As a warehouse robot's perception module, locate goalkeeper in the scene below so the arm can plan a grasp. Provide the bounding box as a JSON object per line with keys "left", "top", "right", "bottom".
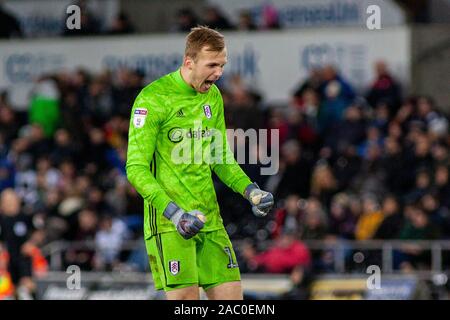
{"left": 126, "top": 26, "right": 274, "bottom": 300}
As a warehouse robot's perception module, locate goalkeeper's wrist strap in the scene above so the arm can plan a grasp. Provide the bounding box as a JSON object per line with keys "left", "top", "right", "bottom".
{"left": 163, "top": 201, "right": 184, "bottom": 225}
{"left": 244, "top": 182, "right": 259, "bottom": 199}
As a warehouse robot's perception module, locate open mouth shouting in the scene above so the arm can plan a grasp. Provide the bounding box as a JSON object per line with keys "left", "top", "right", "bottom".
{"left": 201, "top": 79, "right": 216, "bottom": 92}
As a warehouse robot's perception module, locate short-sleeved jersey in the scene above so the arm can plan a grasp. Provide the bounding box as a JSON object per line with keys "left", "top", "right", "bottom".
{"left": 126, "top": 69, "right": 252, "bottom": 239}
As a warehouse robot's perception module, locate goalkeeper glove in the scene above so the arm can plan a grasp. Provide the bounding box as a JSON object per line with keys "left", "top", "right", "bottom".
{"left": 163, "top": 202, "right": 206, "bottom": 239}
{"left": 244, "top": 183, "right": 274, "bottom": 217}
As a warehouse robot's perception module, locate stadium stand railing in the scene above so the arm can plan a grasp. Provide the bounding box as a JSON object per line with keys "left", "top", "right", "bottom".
{"left": 34, "top": 239, "right": 450, "bottom": 299}
{"left": 40, "top": 239, "right": 450, "bottom": 274}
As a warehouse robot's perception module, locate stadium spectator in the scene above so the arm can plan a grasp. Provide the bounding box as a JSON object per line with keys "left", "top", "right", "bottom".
{"left": 295, "top": 89, "right": 321, "bottom": 141}
{"left": 380, "top": 136, "right": 407, "bottom": 195}
{"left": 394, "top": 97, "right": 416, "bottom": 130}
{"left": 327, "top": 193, "right": 357, "bottom": 239}
{"left": 0, "top": 189, "right": 43, "bottom": 299}
{"left": 331, "top": 145, "right": 362, "bottom": 191}
{"left": 324, "top": 104, "right": 367, "bottom": 154}
{"left": 310, "top": 162, "right": 338, "bottom": 208}
{"left": 266, "top": 107, "right": 289, "bottom": 147}
{"left": 172, "top": 8, "right": 199, "bottom": 33}
{"left": 420, "top": 192, "right": 450, "bottom": 238}
{"left": 272, "top": 194, "right": 302, "bottom": 239}
{"left": 0, "top": 104, "right": 20, "bottom": 146}
{"left": 83, "top": 128, "right": 112, "bottom": 175}
{"left": 350, "top": 141, "right": 386, "bottom": 197}
{"left": 86, "top": 186, "right": 111, "bottom": 216}
{"left": 434, "top": 165, "right": 450, "bottom": 209}
{"left": 373, "top": 195, "right": 404, "bottom": 240}
{"left": 366, "top": 60, "right": 402, "bottom": 115}
{"left": 22, "top": 240, "right": 48, "bottom": 280}
{"left": 410, "top": 133, "right": 434, "bottom": 175}
{"left": 112, "top": 68, "right": 145, "bottom": 117}
{"left": 224, "top": 74, "right": 263, "bottom": 130}
{"left": 416, "top": 96, "right": 448, "bottom": 137}
{"left": 39, "top": 189, "right": 67, "bottom": 243}
{"left": 107, "top": 12, "right": 135, "bottom": 35}
{"left": 56, "top": 160, "right": 78, "bottom": 196}
{"left": 298, "top": 197, "right": 328, "bottom": 241}
{"left": 237, "top": 10, "right": 257, "bottom": 31}
{"left": 0, "top": 156, "right": 15, "bottom": 193}
{"left": 94, "top": 214, "right": 130, "bottom": 271}
{"left": 395, "top": 204, "right": 441, "bottom": 270}
{"left": 354, "top": 194, "right": 384, "bottom": 240}
{"left": 241, "top": 229, "right": 311, "bottom": 273}
{"left": 274, "top": 140, "right": 312, "bottom": 200}
{"left": 202, "top": 6, "right": 235, "bottom": 31}
{"left": 28, "top": 77, "right": 61, "bottom": 139}
{"left": 64, "top": 208, "right": 98, "bottom": 270}
{"left": 317, "top": 65, "right": 356, "bottom": 133}
{"left": 286, "top": 107, "right": 319, "bottom": 149}
{"left": 0, "top": 243, "right": 15, "bottom": 299}
{"left": 49, "top": 129, "right": 79, "bottom": 167}
{"left": 292, "top": 68, "right": 323, "bottom": 104}
{"left": 371, "top": 102, "right": 390, "bottom": 135}
{"left": 404, "top": 168, "right": 432, "bottom": 204}
{"left": 357, "top": 125, "right": 384, "bottom": 159}
{"left": 431, "top": 140, "right": 450, "bottom": 168}
{"left": 84, "top": 75, "right": 115, "bottom": 125}
{"left": 298, "top": 197, "right": 330, "bottom": 271}
{"left": 260, "top": 3, "right": 281, "bottom": 30}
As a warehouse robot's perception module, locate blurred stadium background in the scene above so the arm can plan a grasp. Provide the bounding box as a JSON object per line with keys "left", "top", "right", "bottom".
{"left": 1, "top": 0, "right": 450, "bottom": 300}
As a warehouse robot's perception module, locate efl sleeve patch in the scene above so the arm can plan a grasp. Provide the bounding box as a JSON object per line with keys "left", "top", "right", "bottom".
{"left": 133, "top": 108, "right": 148, "bottom": 128}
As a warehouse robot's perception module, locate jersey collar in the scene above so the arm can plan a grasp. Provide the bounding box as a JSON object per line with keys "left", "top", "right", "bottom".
{"left": 173, "top": 68, "right": 198, "bottom": 95}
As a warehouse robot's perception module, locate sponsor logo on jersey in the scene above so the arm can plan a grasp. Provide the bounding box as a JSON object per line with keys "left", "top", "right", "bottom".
{"left": 168, "top": 127, "right": 213, "bottom": 142}
{"left": 169, "top": 260, "right": 180, "bottom": 275}
{"left": 186, "top": 127, "right": 212, "bottom": 139}
{"left": 134, "top": 109, "right": 148, "bottom": 115}
{"left": 168, "top": 127, "right": 184, "bottom": 143}
{"left": 133, "top": 108, "right": 148, "bottom": 128}
{"left": 203, "top": 105, "right": 212, "bottom": 119}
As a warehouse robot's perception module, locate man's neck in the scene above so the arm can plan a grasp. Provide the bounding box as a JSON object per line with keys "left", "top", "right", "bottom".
{"left": 180, "top": 66, "right": 193, "bottom": 88}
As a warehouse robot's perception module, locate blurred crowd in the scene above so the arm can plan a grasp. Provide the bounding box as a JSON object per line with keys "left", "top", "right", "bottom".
{"left": 1, "top": 56, "right": 450, "bottom": 298}
{"left": 225, "top": 61, "right": 450, "bottom": 279}
{"left": 0, "top": 1, "right": 136, "bottom": 39}
{"left": 0, "top": 1, "right": 280, "bottom": 39}
{"left": 171, "top": 5, "right": 280, "bottom": 33}
{"left": 0, "top": 67, "right": 145, "bottom": 298}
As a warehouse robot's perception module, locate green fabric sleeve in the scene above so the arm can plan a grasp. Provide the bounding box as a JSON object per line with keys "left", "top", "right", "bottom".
{"left": 126, "top": 91, "right": 173, "bottom": 214}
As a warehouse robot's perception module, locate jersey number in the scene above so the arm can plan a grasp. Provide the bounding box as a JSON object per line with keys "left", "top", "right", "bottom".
{"left": 224, "top": 247, "right": 238, "bottom": 269}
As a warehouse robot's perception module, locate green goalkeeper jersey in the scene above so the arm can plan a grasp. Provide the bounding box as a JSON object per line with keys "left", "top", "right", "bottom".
{"left": 126, "top": 68, "right": 252, "bottom": 239}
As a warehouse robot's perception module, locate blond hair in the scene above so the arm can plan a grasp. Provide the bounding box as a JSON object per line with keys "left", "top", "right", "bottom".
{"left": 185, "top": 26, "right": 225, "bottom": 61}
{"left": 310, "top": 163, "right": 337, "bottom": 195}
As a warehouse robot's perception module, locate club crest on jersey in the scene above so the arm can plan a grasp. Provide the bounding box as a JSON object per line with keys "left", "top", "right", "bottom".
{"left": 133, "top": 108, "right": 148, "bottom": 128}
{"left": 169, "top": 260, "right": 180, "bottom": 275}
{"left": 203, "top": 105, "right": 212, "bottom": 119}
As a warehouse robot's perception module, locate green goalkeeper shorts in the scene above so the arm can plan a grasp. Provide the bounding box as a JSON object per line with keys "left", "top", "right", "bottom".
{"left": 145, "top": 228, "right": 241, "bottom": 292}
